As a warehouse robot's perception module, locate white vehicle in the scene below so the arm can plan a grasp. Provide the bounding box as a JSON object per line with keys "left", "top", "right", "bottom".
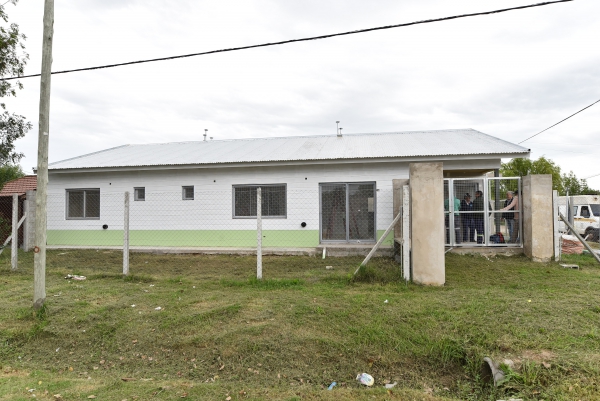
{"left": 558, "top": 195, "right": 600, "bottom": 235}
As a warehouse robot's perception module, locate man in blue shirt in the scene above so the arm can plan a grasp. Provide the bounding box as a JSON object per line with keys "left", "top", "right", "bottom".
{"left": 444, "top": 193, "right": 462, "bottom": 244}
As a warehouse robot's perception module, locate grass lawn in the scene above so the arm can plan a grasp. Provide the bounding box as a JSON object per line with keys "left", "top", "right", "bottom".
{"left": 1, "top": 250, "right": 599, "bottom": 401}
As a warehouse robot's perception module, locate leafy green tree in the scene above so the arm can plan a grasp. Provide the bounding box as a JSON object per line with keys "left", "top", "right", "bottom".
{"left": 501, "top": 157, "right": 599, "bottom": 195}
{"left": 0, "top": 163, "right": 24, "bottom": 190}
{"left": 500, "top": 156, "right": 564, "bottom": 194}
{"left": 562, "top": 171, "right": 600, "bottom": 195}
{"left": 0, "top": 0, "right": 31, "bottom": 166}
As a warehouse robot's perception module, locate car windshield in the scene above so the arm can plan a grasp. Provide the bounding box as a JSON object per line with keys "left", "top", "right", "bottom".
{"left": 590, "top": 204, "right": 600, "bottom": 216}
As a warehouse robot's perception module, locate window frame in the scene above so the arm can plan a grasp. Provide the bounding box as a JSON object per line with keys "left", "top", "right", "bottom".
{"left": 580, "top": 206, "right": 590, "bottom": 218}
{"left": 65, "top": 188, "right": 101, "bottom": 220}
{"left": 232, "top": 184, "right": 287, "bottom": 219}
{"left": 134, "top": 187, "right": 146, "bottom": 201}
{"left": 182, "top": 185, "right": 194, "bottom": 200}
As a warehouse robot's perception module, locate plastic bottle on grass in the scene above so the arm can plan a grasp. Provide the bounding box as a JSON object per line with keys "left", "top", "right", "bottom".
{"left": 356, "top": 373, "right": 374, "bottom": 386}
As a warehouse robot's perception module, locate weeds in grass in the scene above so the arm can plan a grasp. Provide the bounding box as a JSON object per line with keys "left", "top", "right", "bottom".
{"left": 220, "top": 277, "right": 304, "bottom": 289}
{"left": 352, "top": 261, "right": 405, "bottom": 284}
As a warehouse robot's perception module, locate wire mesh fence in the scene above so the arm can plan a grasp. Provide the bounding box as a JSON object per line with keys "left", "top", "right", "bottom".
{"left": 444, "top": 177, "right": 521, "bottom": 247}
{"left": 0, "top": 195, "right": 25, "bottom": 249}
{"left": 46, "top": 186, "right": 395, "bottom": 251}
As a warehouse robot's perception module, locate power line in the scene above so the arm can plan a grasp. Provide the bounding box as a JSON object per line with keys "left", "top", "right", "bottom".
{"left": 584, "top": 172, "right": 600, "bottom": 180}
{"left": 1, "top": 0, "right": 572, "bottom": 81}
{"left": 519, "top": 98, "right": 600, "bottom": 144}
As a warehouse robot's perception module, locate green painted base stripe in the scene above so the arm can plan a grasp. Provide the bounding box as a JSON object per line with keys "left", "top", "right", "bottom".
{"left": 48, "top": 230, "right": 320, "bottom": 248}
{"left": 377, "top": 230, "right": 394, "bottom": 246}
{"left": 47, "top": 229, "right": 393, "bottom": 248}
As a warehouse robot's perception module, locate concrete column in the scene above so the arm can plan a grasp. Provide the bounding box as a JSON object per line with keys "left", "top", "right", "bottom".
{"left": 23, "top": 190, "right": 36, "bottom": 251}
{"left": 410, "top": 162, "right": 445, "bottom": 285}
{"left": 522, "top": 174, "right": 553, "bottom": 262}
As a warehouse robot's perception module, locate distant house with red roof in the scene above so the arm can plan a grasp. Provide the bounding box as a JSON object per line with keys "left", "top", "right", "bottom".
{"left": 0, "top": 175, "right": 37, "bottom": 197}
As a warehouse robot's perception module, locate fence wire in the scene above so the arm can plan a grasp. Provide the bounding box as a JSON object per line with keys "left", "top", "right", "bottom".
{"left": 46, "top": 188, "right": 394, "bottom": 250}
{"left": 444, "top": 177, "right": 521, "bottom": 247}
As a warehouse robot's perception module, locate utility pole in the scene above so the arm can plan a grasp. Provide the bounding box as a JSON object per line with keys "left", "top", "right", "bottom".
{"left": 34, "top": 0, "right": 54, "bottom": 310}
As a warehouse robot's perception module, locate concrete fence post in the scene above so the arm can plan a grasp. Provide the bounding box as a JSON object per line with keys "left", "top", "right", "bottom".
{"left": 402, "top": 184, "right": 411, "bottom": 281}
{"left": 123, "top": 191, "right": 130, "bottom": 275}
{"left": 553, "top": 190, "right": 560, "bottom": 261}
{"left": 11, "top": 194, "right": 18, "bottom": 270}
{"left": 523, "top": 174, "right": 553, "bottom": 262}
{"left": 257, "top": 187, "right": 262, "bottom": 280}
{"left": 410, "top": 162, "right": 445, "bottom": 285}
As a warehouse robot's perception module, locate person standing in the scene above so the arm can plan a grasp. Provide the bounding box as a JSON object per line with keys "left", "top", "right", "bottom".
{"left": 473, "top": 190, "right": 485, "bottom": 244}
{"left": 502, "top": 191, "right": 515, "bottom": 243}
{"left": 460, "top": 194, "right": 474, "bottom": 242}
{"left": 500, "top": 190, "right": 519, "bottom": 243}
{"left": 444, "top": 192, "right": 462, "bottom": 244}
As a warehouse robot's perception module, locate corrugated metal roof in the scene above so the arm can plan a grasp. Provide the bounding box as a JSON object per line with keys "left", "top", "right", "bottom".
{"left": 0, "top": 175, "right": 37, "bottom": 196}
{"left": 48, "top": 129, "right": 529, "bottom": 170}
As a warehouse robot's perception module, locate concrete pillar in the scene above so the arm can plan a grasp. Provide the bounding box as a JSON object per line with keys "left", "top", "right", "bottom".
{"left": 410, "top": 162, "right": 445, "bottom": 285}
{"left": 23, "top": 190, "right": 36, "bottom": 251}
{"left": 522, "top": 174, "right": 553, "bottom": 262}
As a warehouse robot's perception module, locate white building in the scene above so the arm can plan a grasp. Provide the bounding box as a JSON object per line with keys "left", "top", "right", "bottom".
{"left": 46, "top": 129, "right": 529, "bottom": 248}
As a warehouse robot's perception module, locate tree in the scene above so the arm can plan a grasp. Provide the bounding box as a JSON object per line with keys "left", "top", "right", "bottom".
{"left": 0, "top": 162, "right": 23, "bottom": 189}
{"left": 562, "top": 171, "right": 600, "bottom": 195}
{"left": 0, "top": 0, "right": 31, "bottom": 166}
{"left": 501, "top": 156, "right": 599, "bottom": 196}
{"left": 500, "top": 156, "right": 564, "bottom": 194}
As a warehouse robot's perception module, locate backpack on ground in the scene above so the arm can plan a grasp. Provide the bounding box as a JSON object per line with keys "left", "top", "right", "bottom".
{"left": 489, "top": 232, "right": 505, "bottom": 244}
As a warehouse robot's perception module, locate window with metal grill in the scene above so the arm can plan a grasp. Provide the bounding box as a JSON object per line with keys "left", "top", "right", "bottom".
{"left": 233, "top": 184, "right": 286, "bottom": 218}
{"left": 182, "top": 186, "right": 194, "bottom": 200}
{"left": 66, "top": 189, "right": 100, "bottom": 219}
{"left": 134, "top": 187, "right": 145, "bottom": 201}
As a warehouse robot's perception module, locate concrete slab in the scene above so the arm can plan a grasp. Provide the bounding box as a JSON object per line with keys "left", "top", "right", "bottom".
{"left": 448, "top": 246, "right": 524, "bottom": 257}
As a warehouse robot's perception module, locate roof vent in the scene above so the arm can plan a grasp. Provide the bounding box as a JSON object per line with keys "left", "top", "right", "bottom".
{"left": 336, "top": 121, "right": 342, "bottom": 137}
{"left": 204, "top": 129, "right": 208, "bottom": 142}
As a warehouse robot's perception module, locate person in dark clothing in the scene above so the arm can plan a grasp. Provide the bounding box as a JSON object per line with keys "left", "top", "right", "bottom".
{"left": 460, "top": 194, "right": 474, "bottom": 242}
{"left": 473, "top": 190, "right": 485, "bottom": 244}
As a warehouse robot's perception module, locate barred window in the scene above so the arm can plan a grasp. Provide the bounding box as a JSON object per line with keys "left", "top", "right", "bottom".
{"left": 182, "top": 186, "right": 194, "bottom": 200}
{"left": 233, "top": 184, "right": 286, "bottom": 218}
{"left": 66, "top": 189, "right": 100, "bottom": 219}
{"left": 134, "top": 187, "right": 145, "bottom": 201}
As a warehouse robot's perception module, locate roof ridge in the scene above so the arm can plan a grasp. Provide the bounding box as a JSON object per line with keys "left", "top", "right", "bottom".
{"left": 100, "top": 129, "right": 479, "bottom": 147}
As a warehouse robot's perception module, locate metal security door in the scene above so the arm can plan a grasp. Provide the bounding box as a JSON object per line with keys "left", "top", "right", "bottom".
{"left": 320, "top": 182, "right": 376, "bottom": 243}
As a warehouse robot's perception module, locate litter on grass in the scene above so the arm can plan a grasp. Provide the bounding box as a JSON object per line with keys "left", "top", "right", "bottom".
{"left": 155, "top": 307, "right": 162, "bottom": 311}
{"left": 327, "top": 382, "right": 337, "bottom": 390}
{"left": 356, "top": 373, "right": 374, "bottom": 386}
{"left": 481, "top": 357, "right": 507, "bottom": 387}
{"left": 64, "top": 274, "right": 86, "bottom": 281}
{"left": 384, "top": 382, "right": 397, "bottom": 389}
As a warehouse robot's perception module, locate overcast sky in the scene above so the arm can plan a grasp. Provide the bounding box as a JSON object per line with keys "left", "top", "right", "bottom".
{"left": 4, "top": 0, "right": 600, "bottom": 187}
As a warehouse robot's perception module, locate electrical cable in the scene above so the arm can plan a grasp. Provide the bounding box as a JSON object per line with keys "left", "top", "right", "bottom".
{"left": 584, "top": 172, "right": 600, "bottom": 180}
{"left": 1, "top": 0, "right": 573, "bottom": 81}
{"left": 519, "top": 98, "right": 600, "bottom": 144}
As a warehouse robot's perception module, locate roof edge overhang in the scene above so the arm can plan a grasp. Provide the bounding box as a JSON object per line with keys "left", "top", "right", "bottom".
{"left": 47, "top": 152, "right": 529, "bottom": 174}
